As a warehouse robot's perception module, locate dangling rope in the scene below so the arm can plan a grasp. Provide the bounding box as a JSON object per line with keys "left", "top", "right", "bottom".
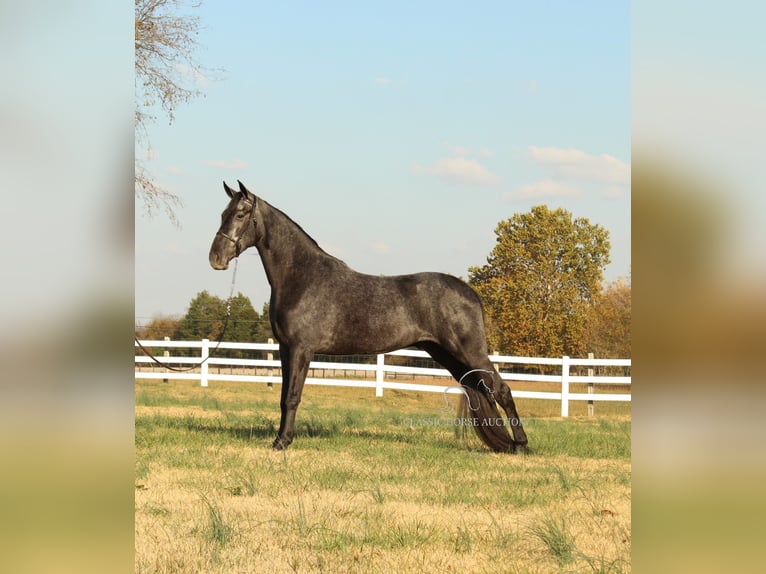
{"left": 134, "top": 258, "right": 239, "bottom": 372}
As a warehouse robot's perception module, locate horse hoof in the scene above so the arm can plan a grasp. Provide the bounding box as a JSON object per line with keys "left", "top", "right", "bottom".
{"left": 272, "top": 437, "right": 289, "bottom": 451}
{"left": 512, "top": 443, "right": 530, "bottom": 455}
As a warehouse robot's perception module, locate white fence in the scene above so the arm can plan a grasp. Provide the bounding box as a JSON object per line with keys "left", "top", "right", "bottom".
{"left": 135, "top": 339, "right": 631, "bottom": 417}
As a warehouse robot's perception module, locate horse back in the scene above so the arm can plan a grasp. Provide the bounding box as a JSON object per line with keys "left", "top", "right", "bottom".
{"left": 280, "top": 268, "right": 485, "bottom": 354}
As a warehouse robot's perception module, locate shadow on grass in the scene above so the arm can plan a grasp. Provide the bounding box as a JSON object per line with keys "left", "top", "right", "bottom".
{"left": 139, "top": 412, "right": 628, "bottom": 459}
{"left": 176, "top": 417, "right": 490, "bottom": 453}
{"left": 179, "top": 418, "right": 279, "bottom": 442}
{"left": 171, "top": 416, "right": 351, "bottom": 443}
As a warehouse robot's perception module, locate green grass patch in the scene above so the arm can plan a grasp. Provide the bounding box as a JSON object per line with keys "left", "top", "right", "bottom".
{"left": 529, "top": 516, "right": 577, "bottom": 566}
{"left": 135, "top": 379, "right": 631, "bottom": 573}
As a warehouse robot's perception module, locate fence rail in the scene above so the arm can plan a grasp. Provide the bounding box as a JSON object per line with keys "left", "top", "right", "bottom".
{"left": 135, "top": 339, "right": 631, "bottom": 417}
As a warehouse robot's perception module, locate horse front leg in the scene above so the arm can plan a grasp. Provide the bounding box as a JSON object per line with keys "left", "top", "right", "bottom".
{"left": 273, "top": 344, "right": 312, "bottom": 451}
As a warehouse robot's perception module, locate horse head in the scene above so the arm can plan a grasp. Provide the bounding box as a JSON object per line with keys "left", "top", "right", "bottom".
{"left": 209, "top": 180, "right": 257, "bottom": 270}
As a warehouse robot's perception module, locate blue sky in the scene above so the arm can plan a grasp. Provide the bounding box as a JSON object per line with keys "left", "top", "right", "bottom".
{"left": 136, "top": 1, "right": 630, "bottom": 322}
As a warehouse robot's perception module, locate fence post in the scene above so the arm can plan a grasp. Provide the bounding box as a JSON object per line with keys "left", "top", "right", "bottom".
{"left": 163, "top": 336, "right": 170, "bottom": 384}
{"left": 587, "top": 352, "right": 594, "bottom": 416}
{"left": 201, "top": 338, "right": 209, "bottom": 387}
{"left": 375, "top": 353, "right": 385, "bottom": 397}
{"left": 561, "top": 355, "right": 570, "bottom": 417}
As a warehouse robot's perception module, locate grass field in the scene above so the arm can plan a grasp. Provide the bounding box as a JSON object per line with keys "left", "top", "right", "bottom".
{"left": 135, "top": 380, "right": 631, "bottom": 573}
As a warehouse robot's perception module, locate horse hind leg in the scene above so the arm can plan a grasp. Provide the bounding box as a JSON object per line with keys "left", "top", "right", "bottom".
{"left": 423, "top": 341, "right": 528, "bottom": 453}
{"left": 420, "top": 342, "right": 516, "bottom": 453}
{"left": 492, "top": 377, "right": 528, "bottom": 452}
{"left": 460, "top": 385, "right": 515, "bottom": 452}
{"left": 460, "top": 358, "right": 529, "bottom": 453}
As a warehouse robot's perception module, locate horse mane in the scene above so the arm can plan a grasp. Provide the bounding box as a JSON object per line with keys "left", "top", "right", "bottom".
{"left": 259, "top": 197, "right": 349, "bottom": 267}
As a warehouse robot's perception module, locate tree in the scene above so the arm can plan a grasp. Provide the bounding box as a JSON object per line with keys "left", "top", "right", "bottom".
{"left": 468, "top": 205, "right": 611, "bottom": 357}
{"left": 584, "top": 276, "right": 631, "bottom": 359}
{"left": 174, "top": 290, "right": 227, "bottom": 341}
{"left": 136, "top": 315, "right": 180, "bottom": 339}
{"left": 225, "top": 293, "right": 260, "bottom": 349}
{"left": 135, "top": 0, "right": 215, "bottom": 220}
{"left": 173, "top": 291, "right": 265, "bottom": 356}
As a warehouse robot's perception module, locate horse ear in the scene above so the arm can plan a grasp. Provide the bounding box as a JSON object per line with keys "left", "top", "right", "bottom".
{"left": 237, "top": 180, "right": 251, "bottom": 195}
{"left": 223, "top": 181, "right": 236, "bottom": 199}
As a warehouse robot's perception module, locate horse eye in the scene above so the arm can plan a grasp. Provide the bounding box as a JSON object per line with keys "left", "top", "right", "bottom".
{"left": 236, "top": 213, "right": 246, "bottom": 220}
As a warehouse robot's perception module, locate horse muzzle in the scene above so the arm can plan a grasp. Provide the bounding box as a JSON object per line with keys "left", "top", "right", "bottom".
{"left": 210, "top": 256, "right": 229, "bottom": 270}
{"left": 210, "top": 231, "right": 239, "bottom": 270}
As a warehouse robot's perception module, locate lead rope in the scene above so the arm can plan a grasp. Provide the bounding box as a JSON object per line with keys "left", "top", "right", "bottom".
{"left": 134, "top": 258, "right": 239, "bottom": 372}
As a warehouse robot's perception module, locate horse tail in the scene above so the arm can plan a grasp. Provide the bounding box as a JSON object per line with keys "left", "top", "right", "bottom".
{"left": 459, "top": 386, "right": 514, "bottom": 453}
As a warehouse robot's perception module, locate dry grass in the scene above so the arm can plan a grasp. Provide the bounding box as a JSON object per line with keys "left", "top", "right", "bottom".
{"left": 135, "top": 380, "right": 630, "bottom": 573}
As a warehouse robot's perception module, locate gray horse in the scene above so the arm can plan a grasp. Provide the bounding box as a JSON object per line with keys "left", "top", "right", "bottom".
{"left": 209, "top": 180, "right": 528, "bottom": 453}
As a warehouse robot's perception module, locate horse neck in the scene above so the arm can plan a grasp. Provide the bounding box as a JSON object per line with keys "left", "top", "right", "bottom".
{"left": 254, "top": 199, "right": 335, "bottom": 288}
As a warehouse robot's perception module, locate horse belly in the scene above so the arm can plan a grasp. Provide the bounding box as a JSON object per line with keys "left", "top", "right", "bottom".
{"left": 316, "top": 299, "right": 427, "bottom": 355}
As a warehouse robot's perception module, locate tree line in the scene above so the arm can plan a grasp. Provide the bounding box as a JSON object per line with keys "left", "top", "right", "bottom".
{"left": 137, "top": 206, "right": 630, "bottom": 359}
{"left": 136, "top": 292, "right": 274, "bottom": 357}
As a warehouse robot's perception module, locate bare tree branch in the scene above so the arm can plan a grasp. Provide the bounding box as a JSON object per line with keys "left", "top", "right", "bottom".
{"left": 135, "top": 0, "right": 219, "bottom": 221}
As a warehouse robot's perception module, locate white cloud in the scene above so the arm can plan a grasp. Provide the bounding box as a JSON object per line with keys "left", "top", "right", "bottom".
{"left": 369, "top": 241, "right": 391, "bottom": 254}
{"left": 448, "top": 144, "right": 493, "bottom": 158}
{"left": 515, "top": 145, "right": 631, "bottom": 201}
{"left": 449, "top": 145, "right": 472, "bottom": 157}
{"left": 506, "top": 179, "right": 582, "bottom": 201}
{"left": 476, "top": 146, "right": 493, "bottom": 158}
{"left": 374, "top": 77, "right": 393, "bottom": 86}
{"left": 413, "top": 157, "right": 499, "bottom": 186}
{"left": 202, "top": 158, "right": 249, "bottom": 170}
{"left": 529, "top": 146, "right": 630, "bottom": 185}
